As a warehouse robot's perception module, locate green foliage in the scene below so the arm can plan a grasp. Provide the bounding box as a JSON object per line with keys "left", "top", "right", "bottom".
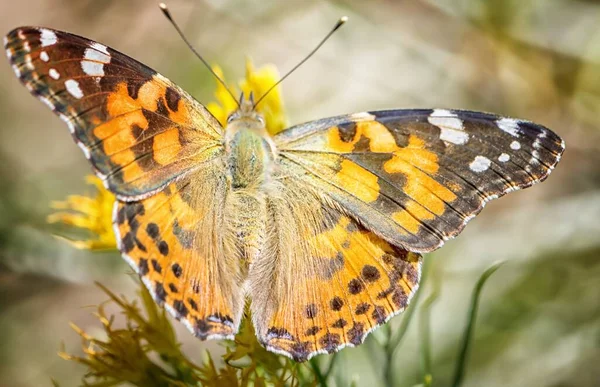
{"left": 57, "top": 260, "right": 509, "bottom": 386}
{"left": 59, "top": 280, "right": 317, "bottom": 387}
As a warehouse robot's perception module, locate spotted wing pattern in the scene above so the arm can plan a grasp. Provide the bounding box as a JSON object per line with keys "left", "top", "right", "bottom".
{"left": 275, "top": 109, "right": 565, "bottom": 253}
{"left": 4, "top": 27, "right": 223, "bottom": 199}
{"left": 113, "top": 166, "right": 246, "bottom": 339}
{"left": 250, "top": 179, "right": 421, "bottom": 361}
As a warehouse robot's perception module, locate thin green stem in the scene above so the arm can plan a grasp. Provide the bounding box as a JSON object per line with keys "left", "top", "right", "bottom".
{"left": 384, "top": 256, "right": 433, "bottom": 386}
{"left": 390, "top": 256, "right": 432, "bottom": 353}
{"left": 309, "top": 357, "right": 328, "bottom": 386}
{"left": 419, "top": 265, "right": 441, "bottom": 387}
{"left": 383, "top": 323, "right": 394, "bottom": 386}
{"left": 451, "top": 261, "right": 506, "bottom": 387}
{"left": 322, "top": 352, "right": 340, "bottom": 381}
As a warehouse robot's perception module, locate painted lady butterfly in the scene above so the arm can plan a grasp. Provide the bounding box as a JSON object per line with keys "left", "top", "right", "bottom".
{"left": 4, "top": 21, "right": 564, "bottom": 361}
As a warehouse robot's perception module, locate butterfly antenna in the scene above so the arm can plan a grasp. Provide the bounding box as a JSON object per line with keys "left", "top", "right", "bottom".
{"left": 159, "top": 3, "right": 240, "bottom": 107}
{"left": 253, "top": 16, "right": 348, "bottom": 109}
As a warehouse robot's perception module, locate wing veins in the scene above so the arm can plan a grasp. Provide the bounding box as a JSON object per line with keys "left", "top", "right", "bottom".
{"left": 281, "top": 153, "right": 445, "bottom": 241}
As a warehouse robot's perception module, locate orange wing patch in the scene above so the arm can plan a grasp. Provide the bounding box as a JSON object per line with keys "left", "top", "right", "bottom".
{"left": 384, "top": 135, "right": 457, "bottom": 234}
{"left": 153, "top": 129, "right": 183, "bottom": 166}
{"left": 114, "top": 173, "right": 245, "bottom": 339}
{"left": 96, "top": 80, "right": 184, "bottom": 179}
{"left": 335, "top": 159, "right": 380, "bottom": 203}
{"left": 326, "top": 120, "right": 396, "bottom": 153}
{"left": 249, "top": 183, "right": 422, "bottom": 361}
{"left": 94, "top": 77, "right": 222, "bottom": 197}
{"left": 321, "top": 120, "right": 457, "bottom": 232}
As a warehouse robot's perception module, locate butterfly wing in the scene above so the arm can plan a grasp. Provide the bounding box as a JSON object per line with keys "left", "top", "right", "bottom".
{"left": 249, "top": 178, "right": 421, "bottom": 361}
{"left": 6, "top": 28, "right": 243, "bottom": 338}
{"left": 114, "top": 167, "right": 246, "bottom": 338}
{"left": 274, "top": 109, "right": 565, "bottom": 253}
{"left": 5, "top": 27, "right": 223, "bottom": 199}
{"left": 251, "top": 108, "right": 564, "bottom": 360}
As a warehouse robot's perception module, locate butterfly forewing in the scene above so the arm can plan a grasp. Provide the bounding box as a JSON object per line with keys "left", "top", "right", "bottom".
{"left": 5, "top": 27, "right": 223, "bottom": 199}
{"left": 275, "top": 109, "right": 565, "bottom": 253}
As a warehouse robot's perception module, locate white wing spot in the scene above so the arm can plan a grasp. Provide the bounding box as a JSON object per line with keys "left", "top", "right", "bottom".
{"left": 498, "top": 153, "right": 510, "bottom": 162}
{"left": 156, "top": 73, "right": 170, "bottom": 84}
{"left": 77, "top": 141, "right": 91, "bottom": 159}
{"left": 90, "top": 42, "right": 110, "bottom": 55}
{"left": 39, "top": 29, "right": 58, "bottom": 47}
{"left": 23, "top": 41, "right": 31, "bottom": 52}
{"left": 510, "top": 140, "right": 521, "bottom": 150}
{"left": 429, "top": 109, "right": 469, "bottom": 145}
{"left": 350, "top": 112, "right": 376, "bottom": 121}
{"left": 65, "top": 79, "right": 84, "bottom": 99}
{"left": 11, "top": 64, "right": 21, "bottom": 78}
{"left": 84, "top": 49, "right": 110, "bottom": 62}
{"left": 497, "top": 118, "right": 520, "bottom": 137}
{"left": 40, "top": 51, "right": 49, "bottom": 62}
{"left": 23, "top": 54, "right": 34, "bottom": 70}
{"left": 40, "top": 96, "right": 54, "bottom": 110}
{"left": 469, "top": 155, "right": 491, "bottom": 173}
{"left": 59, "top": 113, "right": 76, "bottom": 133}
{"left": 49, "top": 68, "right": 60, "bottom": 80}
{"left": 531, "top": 150, "right": 540, "bottom": 164}
{"left": 82, "top": 60, "right": 105, "bottom": 76}
{"left": 82, "top": 46, "right": 111, "bottom": 76}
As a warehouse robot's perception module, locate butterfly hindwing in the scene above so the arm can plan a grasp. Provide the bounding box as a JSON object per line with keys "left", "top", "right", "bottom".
{"left": 249, "top": 179, "right": 421, "bottom": 361}
{"left": 114, "top": 166, "right": 246, "bottom": 339}
{"left": 275, "top": 109, "right": 564, "bottom": 253}
{"left": 5, "top": 27, "right": 224, "bottom": 199}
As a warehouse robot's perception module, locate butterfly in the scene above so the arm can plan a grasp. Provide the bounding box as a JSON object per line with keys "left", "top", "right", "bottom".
{"left": 4, "top": 26, "right": 564, "bottom": 361}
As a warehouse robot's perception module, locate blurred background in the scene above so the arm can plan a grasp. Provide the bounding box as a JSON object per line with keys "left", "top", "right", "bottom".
{"left": 1, "top": 0, "right": 599, "bottom": 386}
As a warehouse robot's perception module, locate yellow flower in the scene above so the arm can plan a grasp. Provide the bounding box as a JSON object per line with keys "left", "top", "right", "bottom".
{"left": 206, "top": 58, "right": 288, "bottom": 135}
{"left": 47, "top": 175, "right": 117, "bottom": 250}
{"left": 50, "top": 60, "right": 287, "bottom": 250}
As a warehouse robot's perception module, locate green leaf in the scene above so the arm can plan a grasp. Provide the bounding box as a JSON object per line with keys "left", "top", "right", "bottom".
{"left": 451, "top": 261, "right": 506, "bottom": 387}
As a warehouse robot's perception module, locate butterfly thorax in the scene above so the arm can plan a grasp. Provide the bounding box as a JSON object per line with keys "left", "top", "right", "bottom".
{"left": 224, "top": 103, "right": 275, "bottom": 189}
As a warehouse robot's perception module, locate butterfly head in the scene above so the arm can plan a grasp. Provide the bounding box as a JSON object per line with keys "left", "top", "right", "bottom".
{"left": 226, "top": 91, "right": 265, "bottom": 129}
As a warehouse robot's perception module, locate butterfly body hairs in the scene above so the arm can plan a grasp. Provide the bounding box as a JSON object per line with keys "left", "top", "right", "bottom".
{"left": 4, "top": 18, "right": 564, "bottom": 361}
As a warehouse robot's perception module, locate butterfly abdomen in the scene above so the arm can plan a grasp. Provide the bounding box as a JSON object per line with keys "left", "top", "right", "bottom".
{"left": 226, "top": 190, "right": 267, "bottom": 266}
